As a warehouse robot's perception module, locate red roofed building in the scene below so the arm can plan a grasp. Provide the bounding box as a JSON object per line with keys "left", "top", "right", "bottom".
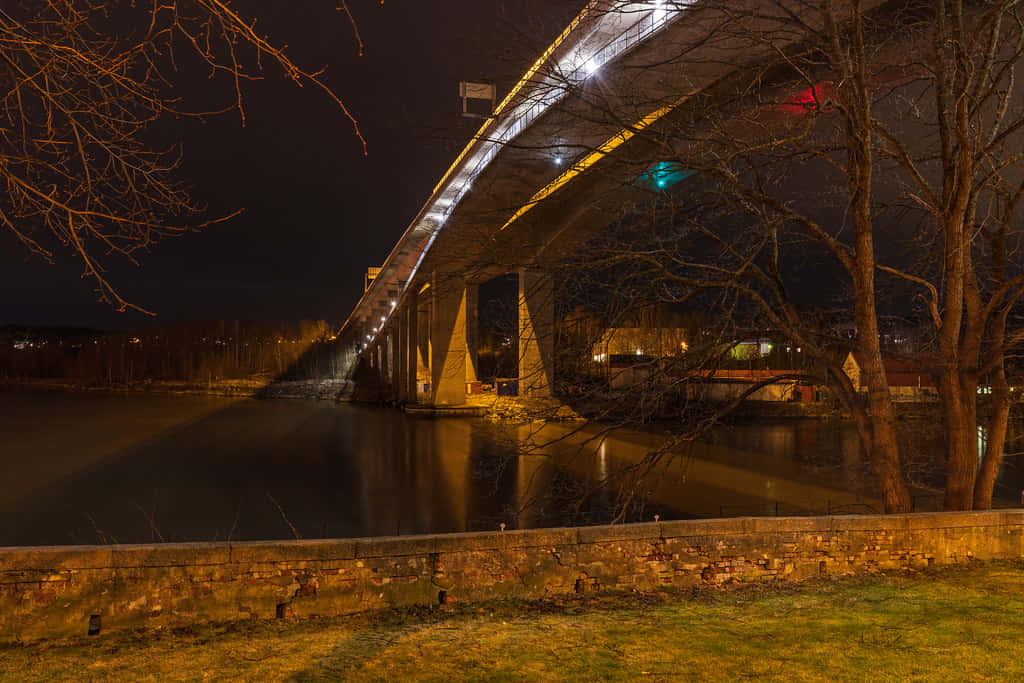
{"left": 843, "top": 352, "right": 938, "bottom": 402}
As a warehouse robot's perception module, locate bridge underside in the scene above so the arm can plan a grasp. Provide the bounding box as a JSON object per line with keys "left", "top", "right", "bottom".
{"left": 354, "top": 0, "right": 923, "bottom": 407}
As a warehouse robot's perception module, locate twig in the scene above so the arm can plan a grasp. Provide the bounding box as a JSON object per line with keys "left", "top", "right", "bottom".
{"left": 227, "top": 499, "right": 241, "bottom": 543}
{"left": 266, "top": 492, "right": 302, "bottom": 539}
{"left": 136, "top": 504, "right": 165, "bottom": 543}
{"left": 85, "top": 513, "right": 117, "bottom": 545}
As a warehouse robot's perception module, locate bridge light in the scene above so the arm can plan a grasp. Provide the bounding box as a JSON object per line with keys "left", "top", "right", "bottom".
{"left": 650, "top": 1, "right": 669, "bottom": 26}
{"left": 390, "top": 300, "right": 396, "bottom": 308}
{"left": 380, "top": 316, "right": 386, "bottom": 323}
{"left": 554, "top": 156, "right": 563, "bottom": 166}
{"left": 584, "top": 59, "right": 599, "bottom": 77}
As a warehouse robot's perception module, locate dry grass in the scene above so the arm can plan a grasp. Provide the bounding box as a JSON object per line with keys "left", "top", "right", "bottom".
{"left": 2, "top": 564, "right": 1024, "bottom": 681}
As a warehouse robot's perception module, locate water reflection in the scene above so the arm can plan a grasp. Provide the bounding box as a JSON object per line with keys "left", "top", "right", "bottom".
{"left": 2, "top": 392, "right": 1022, "bottom": 546}
{"left": 976, "top": 420, "right": 1024, "bottom": 498}
{"left": 0, "top": 395, "right": 575, "bottom": 544}
{"left": 521, "top": 420, "right": 882, "bottom": 520}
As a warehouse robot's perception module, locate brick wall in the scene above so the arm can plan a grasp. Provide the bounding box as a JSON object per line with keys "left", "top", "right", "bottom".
{"left": 2, "top": 510, "right": 1022, "bottom": 641}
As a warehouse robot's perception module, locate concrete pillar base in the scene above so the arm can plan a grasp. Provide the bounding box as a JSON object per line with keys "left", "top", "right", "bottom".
{"left": 430, "top": 271, "right": 467, "bottom": 406}
{"left": 518, "top": 268, "right": 554, "bottom": 398}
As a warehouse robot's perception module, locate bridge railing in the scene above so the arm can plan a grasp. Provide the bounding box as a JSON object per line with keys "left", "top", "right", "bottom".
{"left": 434, "top": 4, "right": 685, "bottom": 230}
{"left": 366, "top": 4, "right": 688, "bottom": 343}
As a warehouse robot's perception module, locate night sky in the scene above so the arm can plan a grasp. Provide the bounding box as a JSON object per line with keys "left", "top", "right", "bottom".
{"left": 0, "top": 1, "right": 580, "bottom": 329}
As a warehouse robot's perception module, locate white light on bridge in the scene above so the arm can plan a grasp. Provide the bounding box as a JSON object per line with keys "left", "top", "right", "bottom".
{"left": 346, "top": 1, "right": 688, "bottom": 338}
{"left": 390, "top": 300, "right": 396, "bottom": 308}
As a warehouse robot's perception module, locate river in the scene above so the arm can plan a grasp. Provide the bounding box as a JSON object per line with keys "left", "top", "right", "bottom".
{"left": 1, "top": 391, "right": 1020, "bottom": 546}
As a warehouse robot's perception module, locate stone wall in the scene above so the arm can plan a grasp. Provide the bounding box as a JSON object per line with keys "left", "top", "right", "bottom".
{"left": 2, "top": 510, "right": 1022, "bottom": 642}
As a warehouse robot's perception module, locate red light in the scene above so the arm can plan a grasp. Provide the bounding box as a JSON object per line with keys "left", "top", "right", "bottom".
{"left": 778, "top": 83, "right": 839, "bottom": 116}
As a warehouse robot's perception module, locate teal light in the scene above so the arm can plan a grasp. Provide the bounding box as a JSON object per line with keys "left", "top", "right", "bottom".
{"left": 636, "top": 161, "right": 694, "bottom": 192}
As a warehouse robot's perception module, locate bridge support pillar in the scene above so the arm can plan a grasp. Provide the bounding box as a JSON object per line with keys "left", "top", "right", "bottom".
{"left": 391, "top": 319, "right": 405, "bottom": 402}
{"left": 400, "top": 291, "right": 416, "bottom": 403}
{"left": 430, "top": 271, "right": 467, "bottom": 406}
{"left": 466, "top": 284, "right": 479, "bottom": 385}
{"left": 518, "top": 268, "right": 554, "bottom": 398}
{"left": 417, "top": 295, "right": 430, "bottom": 401}
{"left": 386, "top": 332, "right": 394, "bottom": 388}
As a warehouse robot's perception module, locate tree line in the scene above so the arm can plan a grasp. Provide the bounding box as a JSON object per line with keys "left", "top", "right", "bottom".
{"left": 0, "top": 320, "right": 345, "bottom": 386}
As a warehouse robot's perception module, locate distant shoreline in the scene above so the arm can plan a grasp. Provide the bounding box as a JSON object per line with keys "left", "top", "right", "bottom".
{"left": 0, "top": 377, "right": 352, "bottom": 400}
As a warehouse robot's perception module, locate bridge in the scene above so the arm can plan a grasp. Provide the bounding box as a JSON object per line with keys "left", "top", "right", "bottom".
{"left": 339, "top": 0, "right": 889, "bottom": 407}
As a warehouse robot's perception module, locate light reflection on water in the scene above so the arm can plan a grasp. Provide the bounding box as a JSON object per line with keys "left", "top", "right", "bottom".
{"left": 1, "top": 392, "right": 1021, "bottom": 546}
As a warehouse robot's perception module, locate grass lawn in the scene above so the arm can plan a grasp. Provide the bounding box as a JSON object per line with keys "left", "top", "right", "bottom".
{"left": 2, "top": 563, "right": 1023, "bottom": 681}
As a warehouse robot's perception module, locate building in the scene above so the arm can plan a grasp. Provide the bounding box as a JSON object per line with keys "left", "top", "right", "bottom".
{"left": 363, "top": 267, "right": 382, "bottom": 293}
{"left": 695, "top": 368, "right": 820, "bottom": 403}
{"left": 593, "top": 327, "right": 823, "bottom": 401}
{"left": 830, "top": 317, "right": 920, "bottom": 353}
{"left": 590, "top": 328, "right": 689, "bottom": 389}
{"left": 591, "top": 327, "right": 689, "bottom": 363}
{"left": 842, "top": 352, "right": 938, "bottom": 402}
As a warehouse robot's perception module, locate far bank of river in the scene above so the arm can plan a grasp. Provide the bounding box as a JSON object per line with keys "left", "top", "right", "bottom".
{"left": 0, "top": 377, "right": 350, "bottom": 400}
{"left": 2, "top": 375, "right": 951, "bottom": 420}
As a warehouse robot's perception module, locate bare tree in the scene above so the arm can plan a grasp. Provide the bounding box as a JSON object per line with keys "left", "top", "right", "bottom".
{"left": 479, "top": 0, "right": 1024, "bottom": 513}
{"left": 0, "top": 0, "right": 365, "bottom": 312}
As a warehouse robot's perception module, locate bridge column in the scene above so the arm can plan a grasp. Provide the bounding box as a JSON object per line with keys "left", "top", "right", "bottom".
{"left": 405, "top": 288, "right": 419, "bottom": 403}
{"left": 417, "top": 292, "right": 431, "bottom": 400}
{"left": 430, "top": 271, "right": 467, "bottom": 406}
{"left": 390, "top": 320, "right": 404, "bottom": 402}
{"left": 385, "top": 332, "right": 393, "bottom": 388}
{"left": 395, "top": 307, "right": 409, "bottom": 403}
{"left": 466, "top": 284, "right": 479, "bottom": 385}
{"left": 518, "top": 268, "right": 554, "bottom": 397}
